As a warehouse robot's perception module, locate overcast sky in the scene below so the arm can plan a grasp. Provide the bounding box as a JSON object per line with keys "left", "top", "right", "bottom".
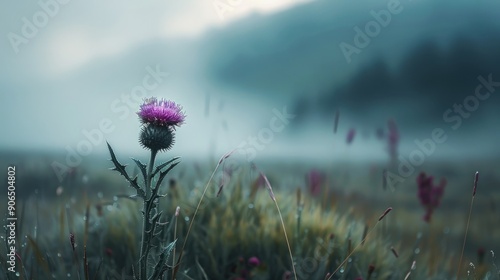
{"left": 0, "top": 0, "right": 312, "bottom": 157}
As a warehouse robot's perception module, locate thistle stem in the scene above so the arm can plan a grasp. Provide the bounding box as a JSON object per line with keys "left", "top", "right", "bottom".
{"left": 139, "top": 149, "right": 158, "bottom": 280}
{"left": 146, "top": 149, "right": 157, "bottom": 198}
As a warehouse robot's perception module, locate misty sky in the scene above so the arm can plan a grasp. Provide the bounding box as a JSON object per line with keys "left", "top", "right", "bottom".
{"left": 2, "top": 0, "right": 500, "bottom": 165}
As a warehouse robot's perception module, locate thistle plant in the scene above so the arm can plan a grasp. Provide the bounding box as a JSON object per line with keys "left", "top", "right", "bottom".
{"left": 106, "top": 97, "right": 185, "bottom": 280}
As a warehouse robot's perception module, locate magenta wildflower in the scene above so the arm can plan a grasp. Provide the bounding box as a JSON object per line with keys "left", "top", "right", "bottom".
{"left": 138, "top": 97, "right": 186, "bottom": 127}
{"left": 417, "top": 172, "right": 446, "bottom": 222}
{"left": 247, "top": 256, "right": 260, "bottom": 267}
{"left": 306, "top": 169, "right": 324, "bottom": 196}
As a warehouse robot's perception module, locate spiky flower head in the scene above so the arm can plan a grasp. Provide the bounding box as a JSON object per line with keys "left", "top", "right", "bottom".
{"left": 137, "top": 97, "right": 186, "bottom": 127}
{"left": 137, "top": 97, "right": 185, "bottom": 152}
{"left": 139, "top": 124, "right": 174, "bottom": 152}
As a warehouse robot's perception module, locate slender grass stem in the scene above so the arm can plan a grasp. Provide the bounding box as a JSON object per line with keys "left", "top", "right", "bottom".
{"left": 456, "top": 171, "right": 479, "bottom": 279}
{"left": 83, "top": 204, "right": 90, "bottom": 280}
{"left": 275, "top": 199, "right": 297, "bottom": 280}
{"left": 325, "top": 207, "right": 392, "bottom": 280}
{"left": 172, "top": 150, "right": 235, "bottom": 279}
{"left": 258, "top": 169, "right": 297, "bottom": 280}
{"left": 172, "top": 207, "right": 179, "bottom": 280}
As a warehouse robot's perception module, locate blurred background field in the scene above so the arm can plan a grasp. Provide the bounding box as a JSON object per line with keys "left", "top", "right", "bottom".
{"left": 1, "top": 151, "right": 499, "bottom": 279}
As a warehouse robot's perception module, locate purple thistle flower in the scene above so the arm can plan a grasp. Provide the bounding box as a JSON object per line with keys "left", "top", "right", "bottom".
{"left": 137, "top": 97, "right": 186, "bottom": 151}
{"left": 137, "top": 97, "right": 186, "bottom": 127}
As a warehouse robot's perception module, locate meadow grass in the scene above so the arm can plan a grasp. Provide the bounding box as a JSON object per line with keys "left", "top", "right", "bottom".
{"left": 1, "top": 154, "right": 499, "bottom": 279}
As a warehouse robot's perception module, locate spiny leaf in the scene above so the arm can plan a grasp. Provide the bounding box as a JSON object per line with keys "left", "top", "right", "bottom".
{"left": 149, "top": 212, "right": 162, "bottom": 239}
{"left": 163, "top": 239, "right": 177, "bottom": 261}
{"left": 150, "top": 211, "right": 164, "bottom": 230}
{"left": 114, "top": 194, "right": 140, "bottom": 201}
{"left": 107, "top": 142, "right": 128, "bottom": 175}
{"left": 149, "top": 239, "right": 178, "bottom": 280}
{"left": 107, "top": 142, "right": 127, "bottom": 173}
{"left": 131, "top": 176, "right": 140, "bottom": 189}
{"left": 129, "top": 194, "right": 140, "bottom": 200}
{"left": 132, "top": 158, "right": 148, "bottom": 184}
{"left": 154, "top": 161, "right": 180, "bottom": 192}
{"left": 152, "top": 157, "right": 180, "bottom": 177}
{"left": 106, "top": 142, "right": 145, "bottom": 199}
